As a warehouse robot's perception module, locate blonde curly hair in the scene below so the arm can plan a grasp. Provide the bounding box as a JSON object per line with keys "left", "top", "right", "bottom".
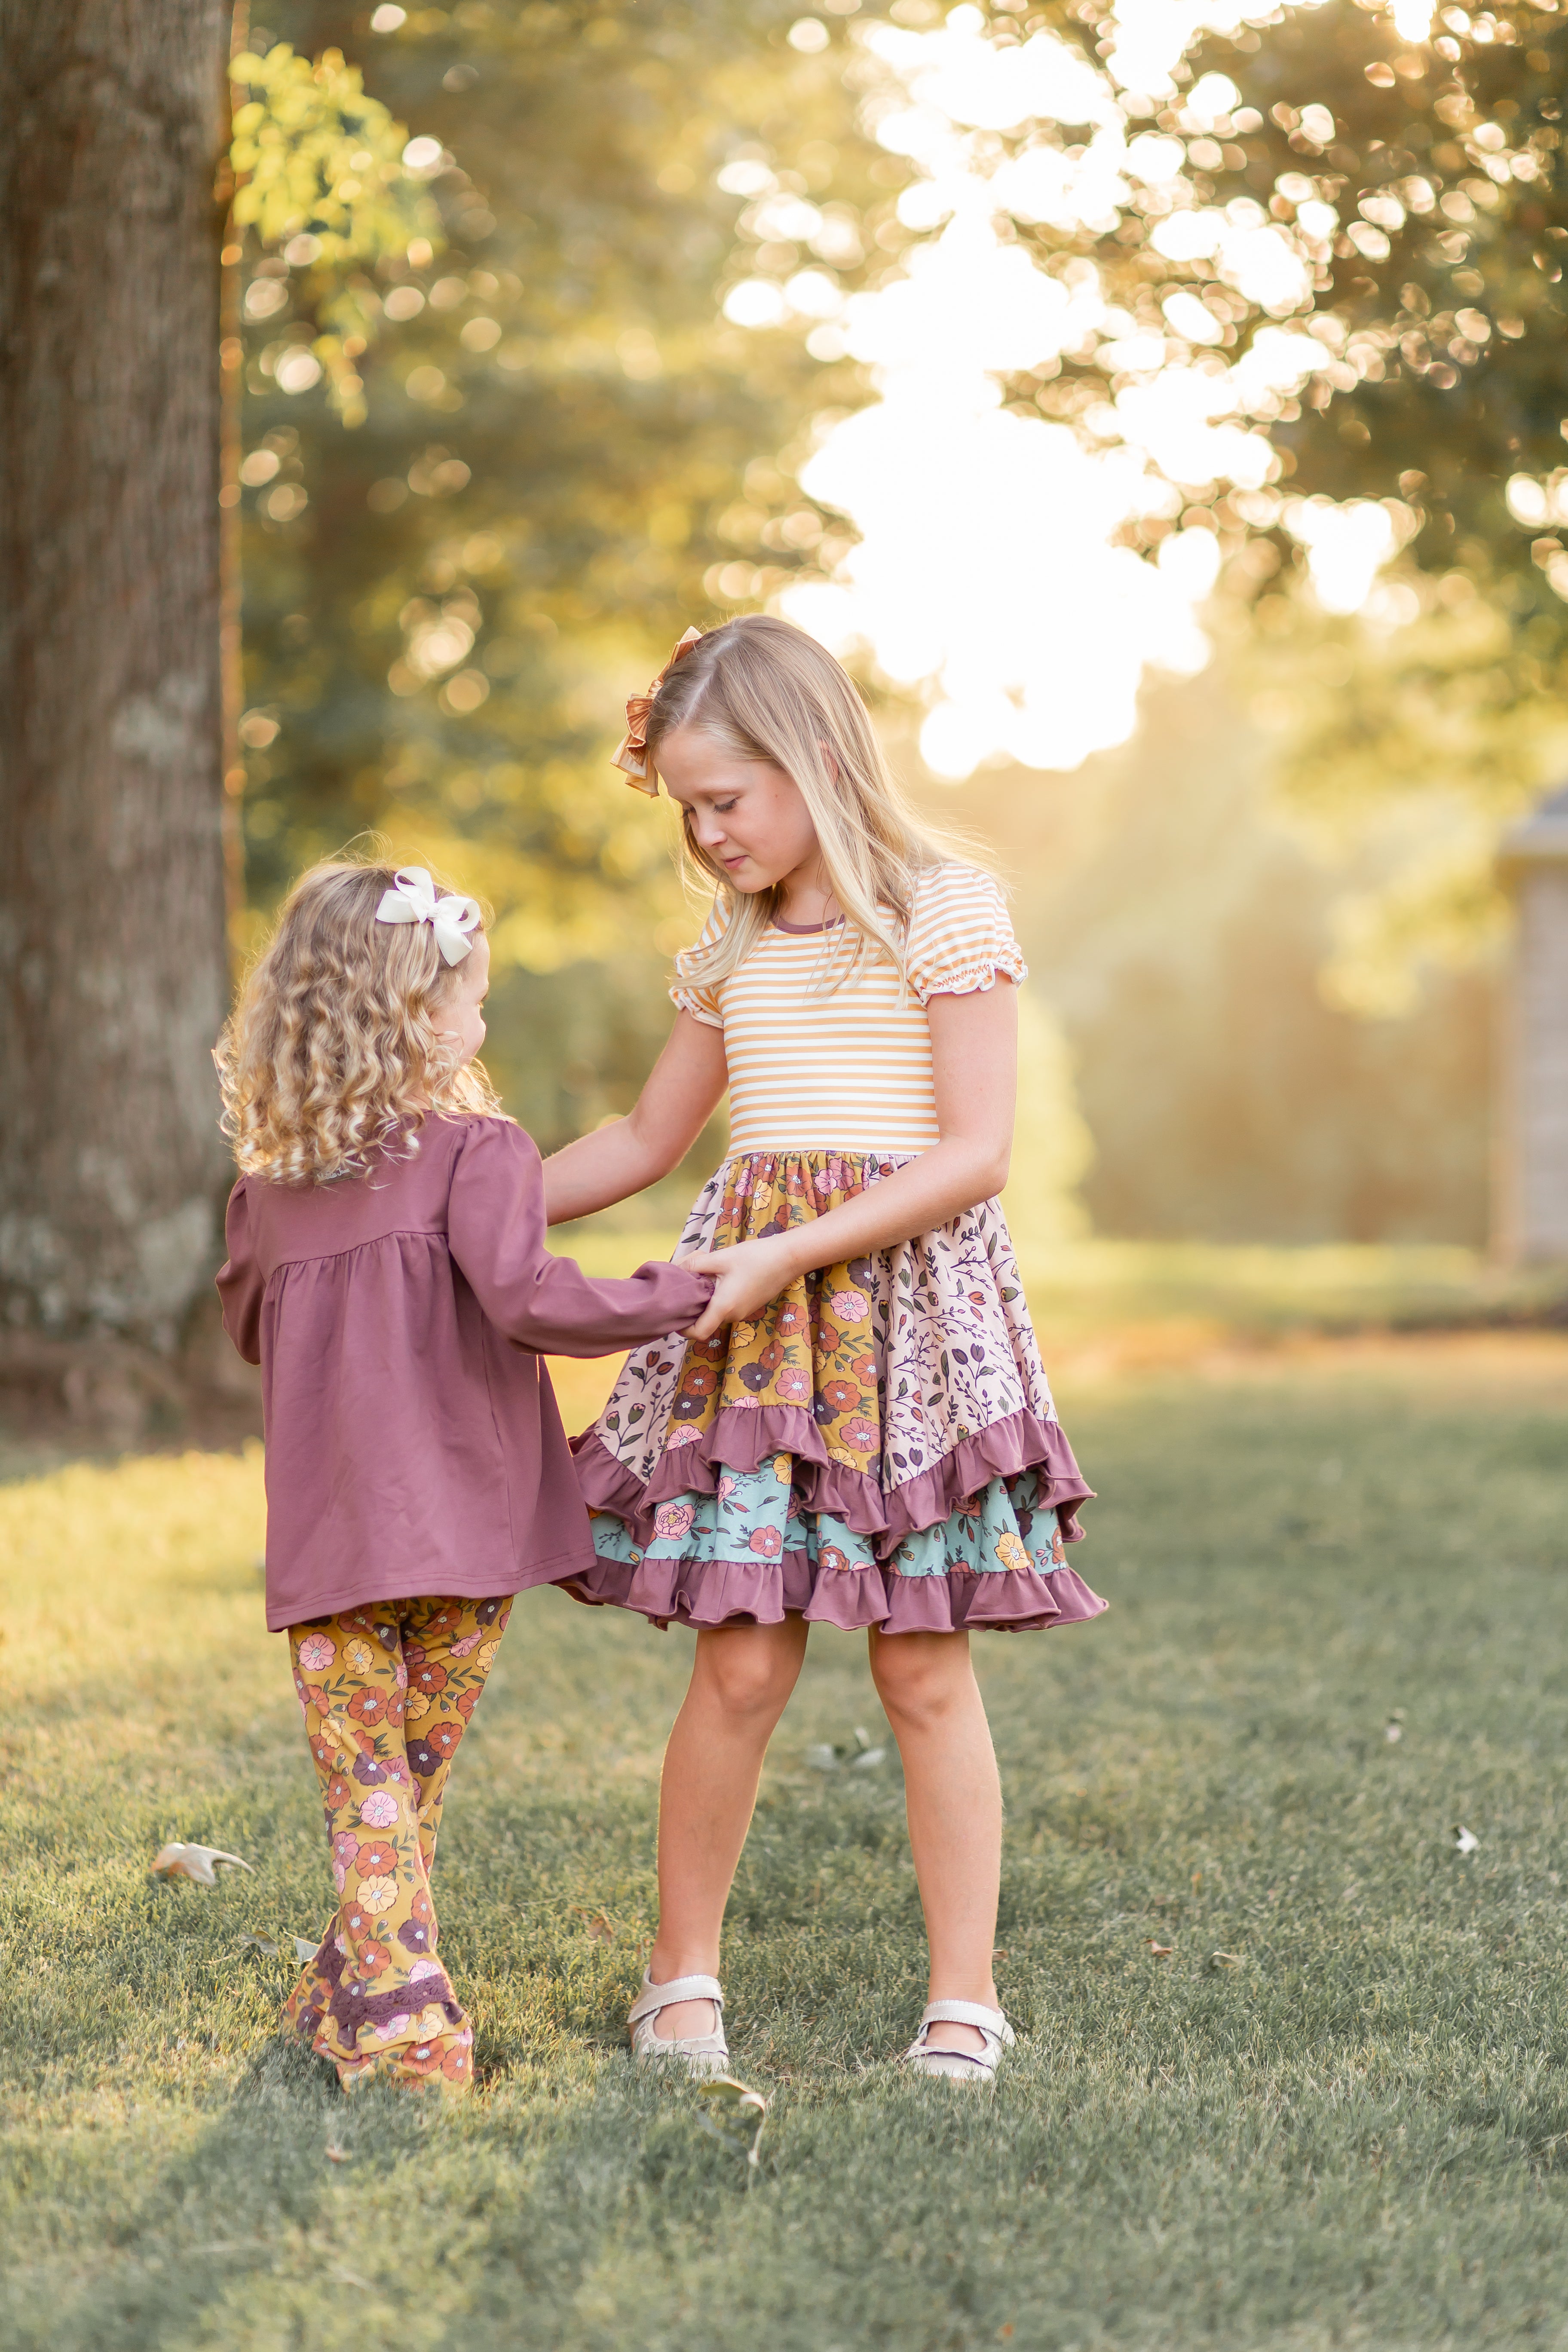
{"left": 216, "top": 856, "right": 504, "bottom": 1185}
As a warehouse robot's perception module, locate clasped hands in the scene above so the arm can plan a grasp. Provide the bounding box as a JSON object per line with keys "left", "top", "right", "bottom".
{"left": 678, "top": 1233, "right": 803, "bottom": 1343}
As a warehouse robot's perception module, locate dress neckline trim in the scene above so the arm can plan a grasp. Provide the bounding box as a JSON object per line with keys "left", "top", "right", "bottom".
{"left": 771, "top": 912, "right": 844, "bottom": 935}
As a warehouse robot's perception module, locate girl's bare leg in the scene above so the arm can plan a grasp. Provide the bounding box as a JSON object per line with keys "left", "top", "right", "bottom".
{"left": 647, "top": 1614, "right": 811, "bottom": 2041}
{"left": 869, "top": 1627, "right": 1001, "bottom": 2057}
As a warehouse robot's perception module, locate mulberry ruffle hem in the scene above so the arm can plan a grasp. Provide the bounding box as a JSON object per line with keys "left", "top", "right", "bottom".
{"left": 565, "top": 1527, "right": 1107, "bottom": 1636}
{"left": 567, "top": 1147, "right": 1106, "bottom": 1637}
{"left": 573, "top": 1402, "right": 1093, "bottom": 1553}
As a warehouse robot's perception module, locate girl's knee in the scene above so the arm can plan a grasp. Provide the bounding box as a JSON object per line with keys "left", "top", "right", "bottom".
{"left": 694, "top": 1626, "right": 803, "bottom": 1720}
{"left": 869, "top": 1633, "right": 973, "bottom": 1728}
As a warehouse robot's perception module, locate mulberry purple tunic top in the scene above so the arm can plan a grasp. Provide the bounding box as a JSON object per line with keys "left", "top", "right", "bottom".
{"left": 217, "top": 1114, "right": 711, "bottom": 1632}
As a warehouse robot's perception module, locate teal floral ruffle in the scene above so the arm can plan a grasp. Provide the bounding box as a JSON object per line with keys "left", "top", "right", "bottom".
{"left": 589, "top": 1463, "right": 1065, "bottom": 1584}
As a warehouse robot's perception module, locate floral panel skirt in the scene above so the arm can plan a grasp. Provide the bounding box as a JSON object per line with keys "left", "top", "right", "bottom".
{"left": 567, "top": 1150, "right": 1106, "bottom": 1637}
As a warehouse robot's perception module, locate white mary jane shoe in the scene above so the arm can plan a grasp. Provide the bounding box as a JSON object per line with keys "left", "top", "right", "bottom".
{"left": 902, "top": 1998, "right": 1016, "bottom": 2085}
{"left": 627, "top": 1971, "right": 730, "bottom": 2080}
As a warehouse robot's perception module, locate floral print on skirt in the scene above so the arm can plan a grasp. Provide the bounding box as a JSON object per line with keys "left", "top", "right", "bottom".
{"left": 569, "top": 1150, "right": 1106, "bottom": 1637}
{"left": 284, "top": 1593, "right": 509, "bottom": 2091}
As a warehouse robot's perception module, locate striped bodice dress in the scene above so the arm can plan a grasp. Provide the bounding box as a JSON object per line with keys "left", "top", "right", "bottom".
{"left": 567, "top": 862, "right": 1106, "bottom": 1635}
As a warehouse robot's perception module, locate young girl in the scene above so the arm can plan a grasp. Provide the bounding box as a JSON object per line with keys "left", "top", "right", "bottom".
{"left": 543, "top": 615, "right": 1105, "bottom": 2084}
{"left": 215, "top": 858, "right": 713, "bottom": 2092}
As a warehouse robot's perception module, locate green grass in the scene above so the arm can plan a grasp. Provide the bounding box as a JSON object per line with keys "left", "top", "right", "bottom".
{"left": 3, "top": 1338, "right": 1567, "bottom": 2350}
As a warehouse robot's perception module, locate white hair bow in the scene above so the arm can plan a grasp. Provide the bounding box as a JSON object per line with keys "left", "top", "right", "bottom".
{"left": 374, "top": 867, "right": 481, "bottom": 965}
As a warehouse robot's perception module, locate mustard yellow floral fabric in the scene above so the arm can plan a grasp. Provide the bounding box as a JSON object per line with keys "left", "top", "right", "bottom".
{"left": 284, "top": 1592, "right": 509, "bottom": 2092}
{"left": 577, "top": 1147, "right": 1103, "bottom": 1635}
{"left": 610, "top": 1152, "right": 885, "bottom": 1481}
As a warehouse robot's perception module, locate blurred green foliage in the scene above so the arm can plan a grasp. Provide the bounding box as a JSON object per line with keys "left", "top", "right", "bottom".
{"left": 230, "top": 40, "right": 443, "bottom": 422}
{"left": 228, "top": 1, "right": 1535, "bottom": 1239}
{"left": 964, "top": 0, "right": 1568, "bottom": 1001}
{"left": 987, "top": 2, "right": 1568, "bottom": 611}
{"left": 1194, "top": 0, "right": 1568, "bottom": 940}
{"left": 236, "top": 0, "right": 898, "bottom": 1151}
{"left": 1193, "top": 0, "right": 1568, "bottom": 612}
{"left": 947, "top": 665, "right": 1496, "bottom": 1246}
{"left": 1234, "top": 583, "right": 1568, "bottom": 1016}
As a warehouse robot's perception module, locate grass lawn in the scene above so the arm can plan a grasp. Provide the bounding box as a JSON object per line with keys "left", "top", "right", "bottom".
{"left": 2, "top": 1332, "right": 1566, "bottom": 2350}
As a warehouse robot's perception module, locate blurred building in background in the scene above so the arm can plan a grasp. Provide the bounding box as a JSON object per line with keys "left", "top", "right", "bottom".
{"left": 1497, "top": 784, "right": 1568, "bottom": 1264}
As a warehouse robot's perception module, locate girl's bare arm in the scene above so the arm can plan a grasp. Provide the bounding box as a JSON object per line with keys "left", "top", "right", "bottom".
{"left": 539, "top": 1011, "right": 729, "bottom": 1227}
{"left": 685, "top": 980, "right": 1017, "bottom": 1339}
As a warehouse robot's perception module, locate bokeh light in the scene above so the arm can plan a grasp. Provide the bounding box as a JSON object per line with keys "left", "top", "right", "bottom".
{"left": 786, "top": 215, "right": 1213, "bottom": 778}
{"left": 776, "top": 0, "right": 1381, "bottom": 780}
{"left": 1282, "top": 497, "right": 1412, "bottom": 616}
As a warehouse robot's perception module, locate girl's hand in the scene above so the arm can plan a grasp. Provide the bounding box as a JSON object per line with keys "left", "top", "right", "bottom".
{"left": 683, "top": 1237, "right": 800, "bottom": 1340}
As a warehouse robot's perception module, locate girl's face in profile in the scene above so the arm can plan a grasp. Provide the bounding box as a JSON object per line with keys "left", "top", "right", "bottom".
{"left": 438, "top": 928, "right": 490, "bottom": 1065}
{"left": 657, "top": 725, "right": 821, "bottom": 898}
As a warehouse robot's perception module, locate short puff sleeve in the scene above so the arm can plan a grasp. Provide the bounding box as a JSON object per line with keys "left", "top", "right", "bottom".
{"left": 668, "top": 900, "right": 728, "bottom": 1030}
{"left": 904, "top": 864, "right": 1027, "bottom": 1005}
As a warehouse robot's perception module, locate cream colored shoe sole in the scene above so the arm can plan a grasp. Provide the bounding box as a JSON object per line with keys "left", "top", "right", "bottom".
{"left": 902, "top": 1999, "right": 1016, "bottom": 2085}
{"left": 627, "top": 1970, "right": 729, "bottom": 2080}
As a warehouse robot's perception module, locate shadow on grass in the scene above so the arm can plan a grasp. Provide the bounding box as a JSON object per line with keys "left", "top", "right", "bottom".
{"left": 3, "top": 2047, "right": 799, "bottom": 2352}
{"left": 0, "top": 2038, "right": 335, "bottom": 2351}
{"left": 0, "top": 2034, "right": 582, "bottom": 2352}
{"left": 6, "top": 1357, "right": 1568, "bottom": 2351}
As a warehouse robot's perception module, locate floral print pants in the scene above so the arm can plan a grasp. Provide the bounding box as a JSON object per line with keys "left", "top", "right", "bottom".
{"left": 283, "top": 1592, "right": 510, "bottom": 2092}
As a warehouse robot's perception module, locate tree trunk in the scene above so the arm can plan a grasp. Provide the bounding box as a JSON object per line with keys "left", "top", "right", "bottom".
{"left": 0, "top": 0, "right": 235, "bottom": 1348}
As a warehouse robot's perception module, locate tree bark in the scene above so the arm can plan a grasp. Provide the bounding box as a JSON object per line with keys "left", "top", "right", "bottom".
{"left": 0, "top": 0, "right": 234, "bottom": 1347}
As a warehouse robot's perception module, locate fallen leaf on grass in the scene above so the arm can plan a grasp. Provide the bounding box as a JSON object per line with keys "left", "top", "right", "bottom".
{"left": 325, "top": 2144, "right": 349, "bottom": 2165}
{"left": 696, "top": 2075, "right": 771, "bottom": 2177}
{"left": 1453, "top": 1824, "right": 1480, "bottom": 1856}
{"left": 568, "top": 1907, "right": 615, "bottom": 1943}
{"left": 237, "top": 1932, "right": 279, "bottom": 1958}
{"left": 806, "top": 1725, "right": 886, "bottom": 1773}
{"left": 294, "top": 1936, "right": 320, "bottom": 1963}
{"left": 1385, "top": 1713, "right": 1404, "bottom": 1744}
{"left": 699, "top": 2075, "right": 768, "bottom": 2117}
{"left": 1147, "top": 1941, "right": 1174, "bottom": 1959}
{"left": 151, "top": 1843, "right": 254, "bottom": 1887}
{"left": 1209, "top": 1951, "right": 1243, "bottom": 1970}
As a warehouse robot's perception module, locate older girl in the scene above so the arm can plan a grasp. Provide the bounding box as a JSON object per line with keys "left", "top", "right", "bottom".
{"left": 216, "top": 858, "right": 711, "bottom": 2091}
{"left": 544, "top": 617, "right": 1104, "bottom": 2084}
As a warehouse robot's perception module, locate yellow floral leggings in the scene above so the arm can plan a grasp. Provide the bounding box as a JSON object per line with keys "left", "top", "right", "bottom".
{"left": 283, "top": 1593, "right": 511, "bottom": 2092}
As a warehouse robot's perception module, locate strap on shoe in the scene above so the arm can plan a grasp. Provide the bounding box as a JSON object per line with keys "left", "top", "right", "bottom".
{"left": 627, "top": 1971, "right": 724, "bottom": 2027}
{"left": 917, "top": 1999, "right": 1015, "bottom": 2045}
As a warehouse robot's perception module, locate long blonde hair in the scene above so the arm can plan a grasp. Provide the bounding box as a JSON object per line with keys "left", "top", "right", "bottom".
{"left": 216, "top": 856, "right": 504, "bottom": 1185}
{"left": 645, "top": 614, "right": 975, "bottom": 990}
